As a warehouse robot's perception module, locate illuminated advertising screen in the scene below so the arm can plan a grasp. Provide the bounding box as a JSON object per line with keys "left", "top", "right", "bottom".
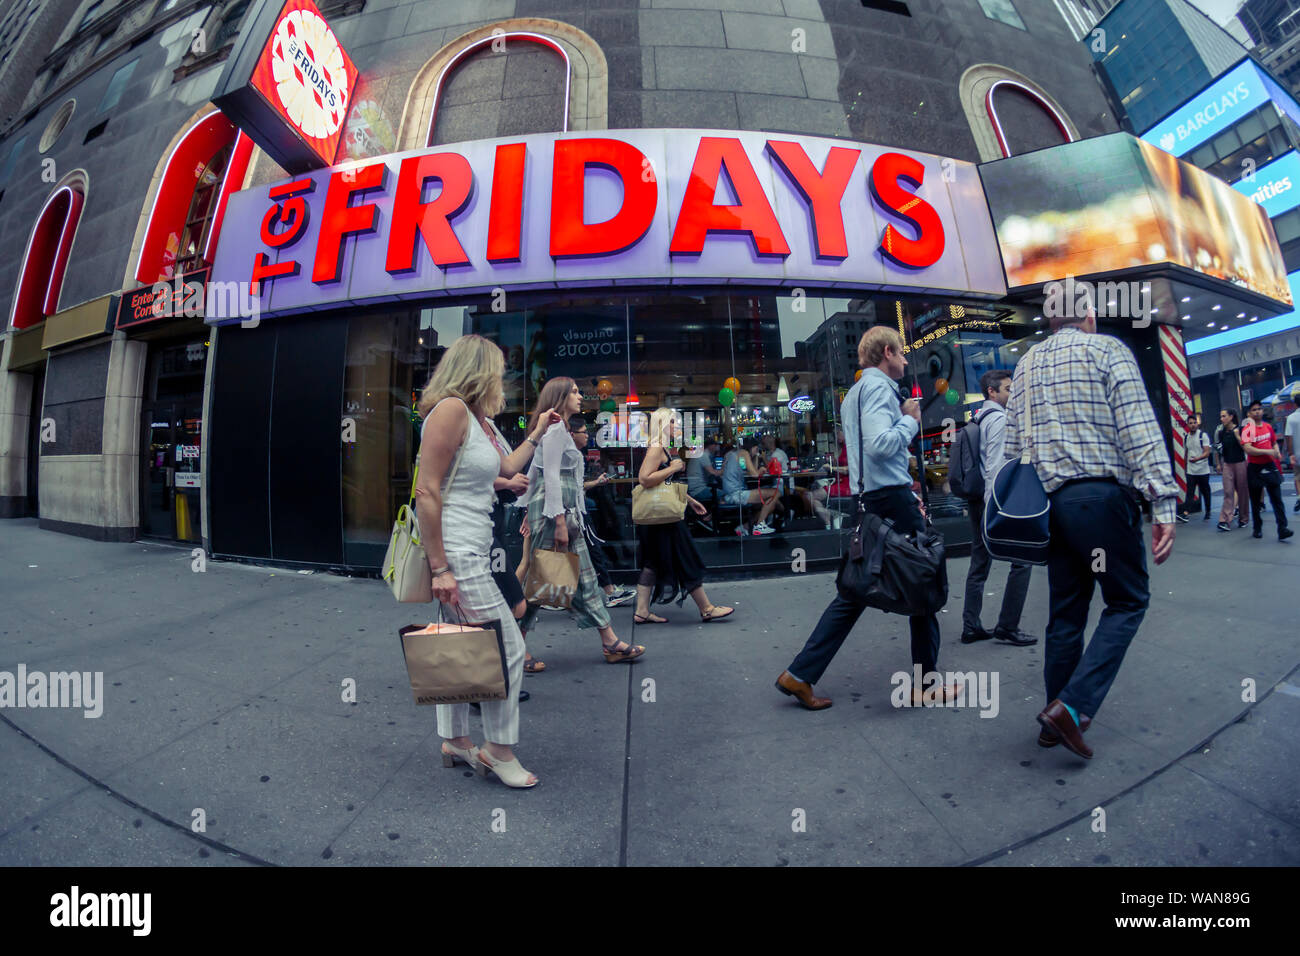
{"left": 1232, "top": 150, "right": 1300, "bottom": 219}
{"left": 979, "top": 132, "right": 1292, "bottom": 306}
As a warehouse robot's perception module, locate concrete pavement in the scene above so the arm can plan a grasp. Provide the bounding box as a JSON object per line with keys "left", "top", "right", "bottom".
{"left": 1, "top": 494, "right": 1298, "bottom": 866}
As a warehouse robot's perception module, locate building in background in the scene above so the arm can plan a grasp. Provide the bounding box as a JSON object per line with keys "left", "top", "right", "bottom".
{"left": 1091, "top": 0, "right": 1247, "bottom": 132}
{"left": 1, "top": 0, "right": 1287, "bottom": 578}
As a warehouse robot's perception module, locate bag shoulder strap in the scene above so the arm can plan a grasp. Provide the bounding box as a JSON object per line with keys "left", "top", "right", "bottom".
{"left": 856, "top": 382, "right": 868, "bottom": 497}
{"left": 1016, "top": 348, "right": 1037, "bottom": 465}
{"left": 417, "top": 398, "right": 475, "bottom": 502}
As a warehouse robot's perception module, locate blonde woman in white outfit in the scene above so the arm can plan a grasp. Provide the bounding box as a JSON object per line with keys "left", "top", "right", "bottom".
{"left": 414, "top": 335, "right": 560, "bottom": 789}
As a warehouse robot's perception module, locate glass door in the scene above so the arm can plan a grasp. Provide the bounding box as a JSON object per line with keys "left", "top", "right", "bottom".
{"left": 141, "top": 403, "right": 203, "bottom": 542}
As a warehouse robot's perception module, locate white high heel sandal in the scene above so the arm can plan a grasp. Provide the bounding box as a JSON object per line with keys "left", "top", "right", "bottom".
{"left": 441, "top": 742, "right": 480, "bottom": 770}
{"left": 475, "top": 749, "right": 539, "bottom": 788}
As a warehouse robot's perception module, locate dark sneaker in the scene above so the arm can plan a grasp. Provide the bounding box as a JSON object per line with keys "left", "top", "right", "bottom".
{"left": 1294, "top": 500, "right": 1300, "bottom": 513}
{"left": 960, "top": 626, "right": 993, "bottom": 644}
{"left": 1281, "top": 528, "right": 1295, "bottom": 541}
{"left": 992, "top": 627, "right": 1038, "bottom": 646}
{"left": 1176, "top": 513, "right": 1189, "bottom": 523}
{"left": 1217, "top": 522, "right": 1231, "bottom": 532}
{"left": 1253, "top": 529, "right": 1263, "bottom": 539}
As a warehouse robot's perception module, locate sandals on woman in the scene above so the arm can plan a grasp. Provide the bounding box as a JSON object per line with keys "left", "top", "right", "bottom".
{"left": 441, "top": 741, "right": 480, "bottom": 770}
{"left": 476, "top": 749, "right": 539, "bottom": 788}
{"left": 700, "top": 605, "right": 735, "bottom": 623}
{"left": 633, "top": 612, "right": 668, "bottom": 624}
{"left": 524, "top": 657, "right": 547, "bottom": 674}
{"left": 602, "top": 639, "right": 646, "bottom": 663}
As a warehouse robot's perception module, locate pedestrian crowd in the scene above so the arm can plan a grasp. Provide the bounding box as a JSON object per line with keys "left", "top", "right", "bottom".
{"left": 406, "top": 312, "right": 1297, "bottom": 787}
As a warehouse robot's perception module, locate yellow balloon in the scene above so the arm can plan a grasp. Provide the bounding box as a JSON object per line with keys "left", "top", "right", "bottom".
{"left": 854, "top": 369, "right": 863, "bottom": 382}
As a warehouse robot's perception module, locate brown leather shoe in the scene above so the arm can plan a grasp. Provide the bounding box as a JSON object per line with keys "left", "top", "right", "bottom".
{"left": 775, "top": 671, "right": 832, "bottom": 710}
{"left": 1037, "top": 712, "right": 1091, "bottom": 747}
{"left": 1037, "top": 700, "right": 1092, "bottom": 758}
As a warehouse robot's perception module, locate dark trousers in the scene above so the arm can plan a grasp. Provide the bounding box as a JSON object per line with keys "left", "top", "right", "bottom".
{"left": 1177, "top": 473, "right": 1213, "bottom": 517}
{"left": 1247, "top": 463, "right": 1289, "bottom": 533}
{"left": 962, "top": 497, "right": 1031, "bottom": 633}
{"left": 1043, "top": 481, "right": 1149, "bottom": 719}
{"left": 788, "top": 485, "right": 941, "bottom": 684}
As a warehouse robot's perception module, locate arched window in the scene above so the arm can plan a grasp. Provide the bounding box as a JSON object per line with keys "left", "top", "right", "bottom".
{"left": 960, "top": 65, "right": 1080, "bottom": 162}
{"left": 986, "top": 80, "right": 1074, "bottom": 157}
{"left": 427, "top": 33, "right": 570, "bottom": 147}
{"left": 134, "top": 111, "right": 254, "bottom": 283}
{"left": 8, "top": 179, "right": 85, "bottom": 331}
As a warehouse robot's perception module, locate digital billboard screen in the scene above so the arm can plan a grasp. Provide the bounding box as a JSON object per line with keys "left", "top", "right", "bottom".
{"left": 979, "top": 133, "right": 1291, "bottom": 306}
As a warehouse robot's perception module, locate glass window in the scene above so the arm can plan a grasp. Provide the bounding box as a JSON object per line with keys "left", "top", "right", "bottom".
{"left": 976, "top": 0, "right": 1026, "bottom": 30}
{"left": 97, "top": 58, "right": 137, "bottom": 113}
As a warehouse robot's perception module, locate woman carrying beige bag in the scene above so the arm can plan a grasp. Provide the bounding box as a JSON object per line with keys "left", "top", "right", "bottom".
{"left": 634, "top": 408, "right": 734, "bottom": 625}
{"left": 414, "top": 335, "right": 559, "bottom": 789}
{"left": 517, "top": 377, "right": 644, "bottom": 664}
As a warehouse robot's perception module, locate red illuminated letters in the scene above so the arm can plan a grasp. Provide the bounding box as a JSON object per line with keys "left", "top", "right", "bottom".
{"left": 487, "top": 143, "right": 526, "bottom": 263}
{"left": 870, "top": 152, "right": 945, "bottom": 269}
{"left": 313, "top": 163, "right": 387, "bottom": 284}
{"left": 550, "top": 138, "right": 657, "bottom": 258}
{"left": 671, "top": 137, "right": 790, "bottom": 258}
{"left": 385, "top": 152, "right": 472, "bottom": 274}
{"left": 251, "top": 178, "right": 315, "bottom": 292}
{"left": 766, "top": 141, "right": 860, "bottom": 260}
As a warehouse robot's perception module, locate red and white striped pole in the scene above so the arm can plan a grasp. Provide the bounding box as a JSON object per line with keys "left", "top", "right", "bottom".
{"left": 1159, "top": 325, "right": 1192, "bottom": 505}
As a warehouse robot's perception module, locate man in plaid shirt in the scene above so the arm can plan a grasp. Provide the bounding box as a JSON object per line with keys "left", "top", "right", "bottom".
{"left": 1003, "top": 308, "right": 1178, "bottom": 759}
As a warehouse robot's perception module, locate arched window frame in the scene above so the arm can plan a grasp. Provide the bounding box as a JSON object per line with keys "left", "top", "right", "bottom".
{"left": 425, "top": 32, "right": 572, "bottom": 146}
{"left": 985, "top": 79, "right": 1076, "bottom": 158}
{"left": 131, "top": 109, "right": 254, "bottom": 284}
{"left": 8, "top": 179, "right": 86, "bottom": 331}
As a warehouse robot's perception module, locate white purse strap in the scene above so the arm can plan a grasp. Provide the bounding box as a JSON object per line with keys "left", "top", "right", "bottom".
{"left": 1018, "top": 347, "right": 1035, "bottom": 465}
{"left": 427, "top": 397, "right": 476, "bottom": 492}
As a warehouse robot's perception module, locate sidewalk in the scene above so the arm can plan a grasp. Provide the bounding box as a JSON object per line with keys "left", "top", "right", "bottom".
{"left": 1, "top": 502, "right": 1298, "bottom": 866}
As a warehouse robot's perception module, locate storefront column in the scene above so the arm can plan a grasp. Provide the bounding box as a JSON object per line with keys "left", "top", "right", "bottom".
{"left": 0, "top": 339, "right": 34, "bottom": 518}
{"left": 101, "top": 333, "right": 147, "bottom": 534}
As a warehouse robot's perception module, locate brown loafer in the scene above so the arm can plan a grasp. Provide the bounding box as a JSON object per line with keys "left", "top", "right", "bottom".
{"left": 910, "top": 683, "right": 964, "bottom": 706}
{"left": 1037, "top": 700, "right": 1092, "bottom": 758}
{"left": 1037, "top": 712, "right": 1091, "bottom": 747}
{"left": 775, "top": 671, "right": 832, "bottom": 710}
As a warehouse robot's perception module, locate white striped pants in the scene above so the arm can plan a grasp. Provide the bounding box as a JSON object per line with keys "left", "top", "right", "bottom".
{"left": 435, "top": 549, "right": 526, "bottom": 746}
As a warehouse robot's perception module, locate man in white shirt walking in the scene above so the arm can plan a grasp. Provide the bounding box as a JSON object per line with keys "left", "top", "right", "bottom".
{"left": 1177, "top": 414, "right": 1213, "bottom": 522}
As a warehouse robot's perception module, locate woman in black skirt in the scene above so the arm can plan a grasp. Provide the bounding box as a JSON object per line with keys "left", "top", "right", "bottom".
{"left": 634, "top": 408, "right": 735, "bottom": 624}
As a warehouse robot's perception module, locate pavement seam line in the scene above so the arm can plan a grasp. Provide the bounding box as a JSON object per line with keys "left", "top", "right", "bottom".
{"left": 0, "top": 711, "right": 276, "bottom": 866}
{"left": 617, "top": 654, "right": 634, "bottom": 867}
{"left": 959, "top": 658, "right": 1300, "bottom": 867}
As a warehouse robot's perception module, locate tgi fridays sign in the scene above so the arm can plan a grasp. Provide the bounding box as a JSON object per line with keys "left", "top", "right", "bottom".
{"left": 208, "top": 128, "right": 1006, "bottom": 320}
{"left": 212, "top": 0, "right": 357, "bottom": 171}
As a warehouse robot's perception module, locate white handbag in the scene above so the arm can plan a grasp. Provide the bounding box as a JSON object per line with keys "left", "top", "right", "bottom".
{"left": 383, "top": 400, "right": 473, "bottom": 602}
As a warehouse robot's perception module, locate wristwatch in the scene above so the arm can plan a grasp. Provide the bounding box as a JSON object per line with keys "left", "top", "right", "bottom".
{"left": 525, "top": 436, "right": 539, "bottom": 447}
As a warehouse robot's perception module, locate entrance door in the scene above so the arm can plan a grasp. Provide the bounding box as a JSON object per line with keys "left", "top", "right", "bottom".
{"left": 141, "top": 402, "right": 203, "bottom": 542}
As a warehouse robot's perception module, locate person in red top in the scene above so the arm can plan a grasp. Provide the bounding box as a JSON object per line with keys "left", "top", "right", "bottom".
{"left": 1242, "top": 401, "right": 1293, "bottom": 541}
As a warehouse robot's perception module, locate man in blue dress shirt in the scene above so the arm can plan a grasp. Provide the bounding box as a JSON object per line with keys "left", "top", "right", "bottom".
{"left": 776, "top": 326, "right": 957, "bottom": 710}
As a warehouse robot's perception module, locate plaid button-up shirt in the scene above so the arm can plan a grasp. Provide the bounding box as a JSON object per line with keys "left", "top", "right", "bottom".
{"left": 1002, "top": 327, "right": 1179, "bottom": 524}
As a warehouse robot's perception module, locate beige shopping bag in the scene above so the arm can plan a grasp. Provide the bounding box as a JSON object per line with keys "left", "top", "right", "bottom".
{"left": 398, "top": 617, "right": 509, "bottom": 705}
{"left": 522, "top": 546, "right": 580, "bottom": 610}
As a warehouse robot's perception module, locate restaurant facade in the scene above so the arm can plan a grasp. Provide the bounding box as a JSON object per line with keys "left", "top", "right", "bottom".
{"left": 1, "top": 0, "right": 1292, "bottom": 578}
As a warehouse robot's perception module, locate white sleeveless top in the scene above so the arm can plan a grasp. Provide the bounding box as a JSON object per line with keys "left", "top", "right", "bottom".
{"left": 422, "top": 399, "right": 500, "bottom": 557}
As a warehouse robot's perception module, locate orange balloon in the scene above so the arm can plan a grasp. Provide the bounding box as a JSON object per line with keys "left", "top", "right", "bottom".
{"left": 596, "top": 379, "right": 613, "bottom": 399}
{"left": 723, "top": 377, "right": 741, "bottom": 394}
{"left": 935, "top": 377, "right": 948, "bottom": 394}
{"left": 854, "top": 369, "right": 863, "bottom": 381}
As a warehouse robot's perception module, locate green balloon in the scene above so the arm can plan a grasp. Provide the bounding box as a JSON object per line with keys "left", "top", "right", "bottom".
{"left": 944, "top": 388, "right": 961, "bottom": 405}
{"left": 600, "top": 398, "right": 617, "bottom": 413}
{"left": 718, "top": 387, "right": 736, "bottom": 407}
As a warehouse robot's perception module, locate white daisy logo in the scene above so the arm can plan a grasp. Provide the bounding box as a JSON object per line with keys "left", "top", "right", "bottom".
{"left": 268, "top": 9, "right": 350, "bottom": 140}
